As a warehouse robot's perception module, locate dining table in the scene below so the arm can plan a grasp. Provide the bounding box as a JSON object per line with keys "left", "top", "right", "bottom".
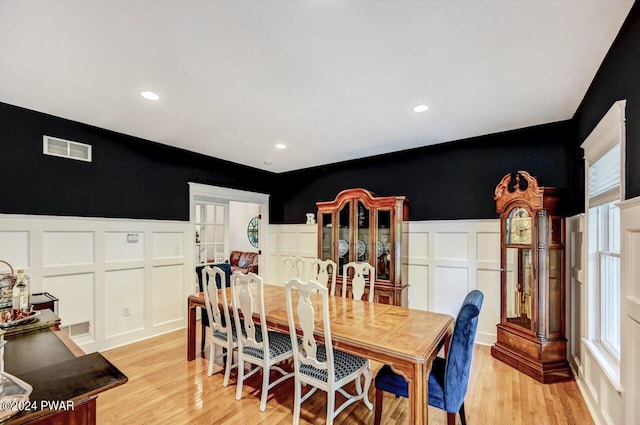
{"left": 187, "top": 284, "right": 454, "bottom": 425}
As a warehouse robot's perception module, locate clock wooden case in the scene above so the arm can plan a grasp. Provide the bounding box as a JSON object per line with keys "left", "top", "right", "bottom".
{"left": 316, "top": 188, "right": 409, "bottom": 306}
{"left": 491, "top": 171, "right": 572, "bottom": 383}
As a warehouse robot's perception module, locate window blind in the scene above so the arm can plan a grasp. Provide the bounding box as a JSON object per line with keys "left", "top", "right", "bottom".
{"left": 588, "top": 143, "right": 620, "bottom": 207}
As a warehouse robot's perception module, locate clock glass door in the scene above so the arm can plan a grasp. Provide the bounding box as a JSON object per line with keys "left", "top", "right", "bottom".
{"left": 505, "top": 247, "right": 534, "bottom": 332}
{"left": 507, "top": 207, "right": 532, "bottom": 244}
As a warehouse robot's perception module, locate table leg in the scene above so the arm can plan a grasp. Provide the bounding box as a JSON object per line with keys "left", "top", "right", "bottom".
{"left": 407, "top": 362, "right": 428, "bottom": 425}
{"left": 187, "top": 299, "right": 196, "bottom": 361}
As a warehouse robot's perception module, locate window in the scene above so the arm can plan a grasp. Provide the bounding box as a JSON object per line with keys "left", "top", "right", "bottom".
{"left": 582, "top": 100, "right": 625, "bottom": 369}
{"left": 589, "top": 202, "right": 620, "bottom": 358}
{"left": 194, "top": 202, "right": 227, "bottom": 264}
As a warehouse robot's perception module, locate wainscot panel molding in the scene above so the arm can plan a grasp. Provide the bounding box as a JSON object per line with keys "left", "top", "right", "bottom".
{"left": 269, "top": 219, "right": 501, "bottom": 346}
{"left": 403, "top": 219, "right": 500, "bottom": 346}
{"left": 0, "top": 213, "right": 190, "bottom": 353}
{"left": 267, "top": 224, "right": 318, "bottom": 286}
{"left": 619, "top": 197, "right": 640, "bottom": 425}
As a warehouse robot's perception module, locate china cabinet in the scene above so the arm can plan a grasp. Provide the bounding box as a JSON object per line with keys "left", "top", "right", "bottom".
{"left": 316, "top": 188, "right": 409, "bottom": 305}
{"left": 491, "top": 171, "right": 572, "bottom": 383}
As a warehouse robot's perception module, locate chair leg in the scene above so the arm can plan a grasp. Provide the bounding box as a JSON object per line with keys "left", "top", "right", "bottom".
{"left": 207, "top": 342, "right": 216, "bottom": 376}
{"left": 200, "top": 320, "right": 206, "bottom": 352}
{"left": 373, "top": 389, "right": 384, "bottom": 425}
{"left": 235, "top": 355, "right": 244, "bottom": 398}
{"left": 447, "top": 412, "right": 456, "bottom": 425}
{"left": 460, "top": 402, "right": 467, "bottom": 425}
{"left": 326, "top": 390, "right": 335, "bottom": 425}
{"left": 259, "top": 362, "right": 270, "bottom": 412}
{"left": 292, "top": 377, "right": 301, "bottom": 425}
{"left": 223, "top": 346, "right": 234, "bottom": 387}
{"left": 362, "top": 367, "right": 373, "bottom": 409}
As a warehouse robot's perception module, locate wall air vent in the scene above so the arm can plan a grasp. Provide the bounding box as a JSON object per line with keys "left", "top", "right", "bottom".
{"left": 61, "top": 321, "right": 91, "bottom": 338}
{"left": 43, "top": 135, "right": 92, "bottom": 162}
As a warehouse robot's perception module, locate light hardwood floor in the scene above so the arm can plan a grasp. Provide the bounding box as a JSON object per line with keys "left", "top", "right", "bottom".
{"left": 96, "top": 324, "right": 593, "bottom": 425}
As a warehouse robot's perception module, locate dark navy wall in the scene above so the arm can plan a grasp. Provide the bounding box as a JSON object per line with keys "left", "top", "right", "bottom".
{"left": 573, "top": 2, "right": 640, "bottom": 200}
{"left": 0, "top": 103, "right": 277, "bottom": 220}
{"left": 2, "top": 3, "right": 638, "bottom": 224}
{"left": 270, "top": 121, "right": 577, "bottom": 223}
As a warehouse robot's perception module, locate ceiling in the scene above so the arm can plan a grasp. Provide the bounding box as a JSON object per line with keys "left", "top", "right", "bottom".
{"left": 0, "top": 1, "right": 634, "bottom": 173}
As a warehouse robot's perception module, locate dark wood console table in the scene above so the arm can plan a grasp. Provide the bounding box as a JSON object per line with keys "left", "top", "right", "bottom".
{"left": 2, "top": 310, "right": 127, "bottom": 424}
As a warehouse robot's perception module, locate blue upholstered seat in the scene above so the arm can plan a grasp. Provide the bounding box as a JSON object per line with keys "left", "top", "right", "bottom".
{"left": 373, "top": 290, "right": 484, "bottom": 425}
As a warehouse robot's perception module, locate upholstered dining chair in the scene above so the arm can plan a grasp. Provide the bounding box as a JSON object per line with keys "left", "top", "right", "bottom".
{"left": 285, "top": 278, "right": 373, "bottom": 425}
{"left": 373, "top": 289, "right": 484, "bottom": 425}
{"left": 196, "top": 262, "right": 232, "bottom": 352}
{"left": 308, "top": 259, "right": 337, "bottom": 295}
{"left": 342, "top": 261, "right": 375, "bottom": 302}
{"left": 230, "top": 271, "right": 295, "bottom": 411}
{"left": 202, "top": 265, "right": 237, "bottom": 386}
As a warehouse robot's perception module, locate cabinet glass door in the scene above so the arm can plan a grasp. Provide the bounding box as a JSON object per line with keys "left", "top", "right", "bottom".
{"left": 320, "top": 213, "right": 333, "bottom": 261}
{"left": 505, "top": 247, "right": 534, "bottom": 332}
{"left": 338, "top": 201, "right": 351, "bottom": 269}
{"left": 376, "top": 209, "right": 391, "bottom": 280}
{"left": 356, "top": 201, "right": 370, "bottom": 263}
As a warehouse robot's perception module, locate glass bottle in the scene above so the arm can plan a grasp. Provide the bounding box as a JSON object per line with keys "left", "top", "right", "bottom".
{"left": 13, "top": 269, "right": 28, "bottom": 311}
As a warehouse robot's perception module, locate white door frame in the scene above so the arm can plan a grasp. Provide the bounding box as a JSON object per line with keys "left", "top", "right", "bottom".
{"left": 188, "top": 183, "right": 270, "bottom": 279}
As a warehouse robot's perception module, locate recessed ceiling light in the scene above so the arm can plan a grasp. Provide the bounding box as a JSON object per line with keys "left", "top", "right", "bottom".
{"left": 275, "top": 143, "right": 287, "bottom": 150}
{"left": 263, "top": 160, "right": 272, "bottom": 165}
{"left": 413, "top": 104, "right": 429, "bottom": 113}
{"left": 139, "top": 90, "right": 160, "bottom": 101}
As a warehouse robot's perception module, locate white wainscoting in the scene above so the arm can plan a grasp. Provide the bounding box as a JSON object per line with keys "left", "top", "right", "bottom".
{"left": 267, "top": 224, "right": 318, "bottom": 286}
{"left": 620, "top": 198, "right": 640, "bottom": 425}
{"left": 569, "top": 198, "right": 640, "bottom": 425}
{"left": 403, "top": 220, "right": 500, "bottom": 346}
{"left": 268, "top": 219, "right": 500, "bottom": 345}
{"left": 0, "top": 214, "right": 190, "bottom": 353}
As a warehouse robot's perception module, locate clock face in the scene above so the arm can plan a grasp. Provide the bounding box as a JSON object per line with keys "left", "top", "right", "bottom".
{"left": 508, "top": 207, "right": 532, "bottom": 244}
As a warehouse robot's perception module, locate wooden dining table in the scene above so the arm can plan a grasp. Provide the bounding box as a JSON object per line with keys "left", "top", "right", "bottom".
{"left": 187, "top": 284, "right": 454, "bottom": 425}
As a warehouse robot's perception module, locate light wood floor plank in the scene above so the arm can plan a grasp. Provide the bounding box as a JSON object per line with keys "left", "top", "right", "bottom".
{"left": 96, "top": 325, "right": 594, "bottom": 425}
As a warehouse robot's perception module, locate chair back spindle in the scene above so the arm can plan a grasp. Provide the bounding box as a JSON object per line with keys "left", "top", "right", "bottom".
{"left": 343, "top": 262, "right": 375, "bottom": 302}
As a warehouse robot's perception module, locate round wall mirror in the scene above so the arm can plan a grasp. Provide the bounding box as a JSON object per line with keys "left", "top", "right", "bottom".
{"left": 247, "top": 216, "right": 259, "bottom": 248}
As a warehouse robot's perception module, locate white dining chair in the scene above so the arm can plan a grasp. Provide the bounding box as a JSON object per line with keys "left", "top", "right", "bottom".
{"left": 202, "top": 266, "right": 237, "bottom": 386}
{"left": 285, "top": 278, "right": 372, "bottom": 425}
{"left": 342, "top": 261, "right": 376, "bottom": 302}
{"left": 283, "top": 256, "right": 306, "bottom": 282}
{"left": 230, "top": 271, "right": 294, "bottom": 411}
{"left": 308, "top": 259, "right": 337, "bottom": 295}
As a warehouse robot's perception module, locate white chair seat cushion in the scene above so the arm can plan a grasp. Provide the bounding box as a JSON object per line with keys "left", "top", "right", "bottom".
{"left": 299, "top": 345, "right": 367, "bottom": 382}
{"left": 242, "top": 331, "right": 293, "bottom": 360}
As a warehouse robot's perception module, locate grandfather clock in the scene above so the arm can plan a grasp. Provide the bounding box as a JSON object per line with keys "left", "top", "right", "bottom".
{"left": 491, "top": 171, "right": 572, "bottom": 383}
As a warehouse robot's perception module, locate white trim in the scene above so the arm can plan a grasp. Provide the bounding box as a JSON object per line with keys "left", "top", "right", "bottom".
{"left": 581, "top": 100, "right": 626, "bottom": 164}
{"left": 583, "top": 338, "right": 622, "bottom": 393}
{"left": 617, "top": 196, "right": 640, "bottom": 210}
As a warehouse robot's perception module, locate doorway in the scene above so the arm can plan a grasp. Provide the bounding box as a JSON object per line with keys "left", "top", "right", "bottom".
{"left": 188, "top": 183, "right": 269, "bottom": 274}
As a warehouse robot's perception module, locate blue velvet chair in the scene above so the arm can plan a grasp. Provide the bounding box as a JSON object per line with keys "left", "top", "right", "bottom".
{"left": 195, "top": 262, "right": 232, "bottom": 352}
{"left": 373, "top": 290, "right": 484, "bottom": 425}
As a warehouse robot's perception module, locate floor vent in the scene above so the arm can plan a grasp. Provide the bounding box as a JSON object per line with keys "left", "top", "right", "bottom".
{"left": 43, "top": 135, "right": 92, "bottom": 162}
{"left": 61, "top": 321, "right": 91, "bottom": 338}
